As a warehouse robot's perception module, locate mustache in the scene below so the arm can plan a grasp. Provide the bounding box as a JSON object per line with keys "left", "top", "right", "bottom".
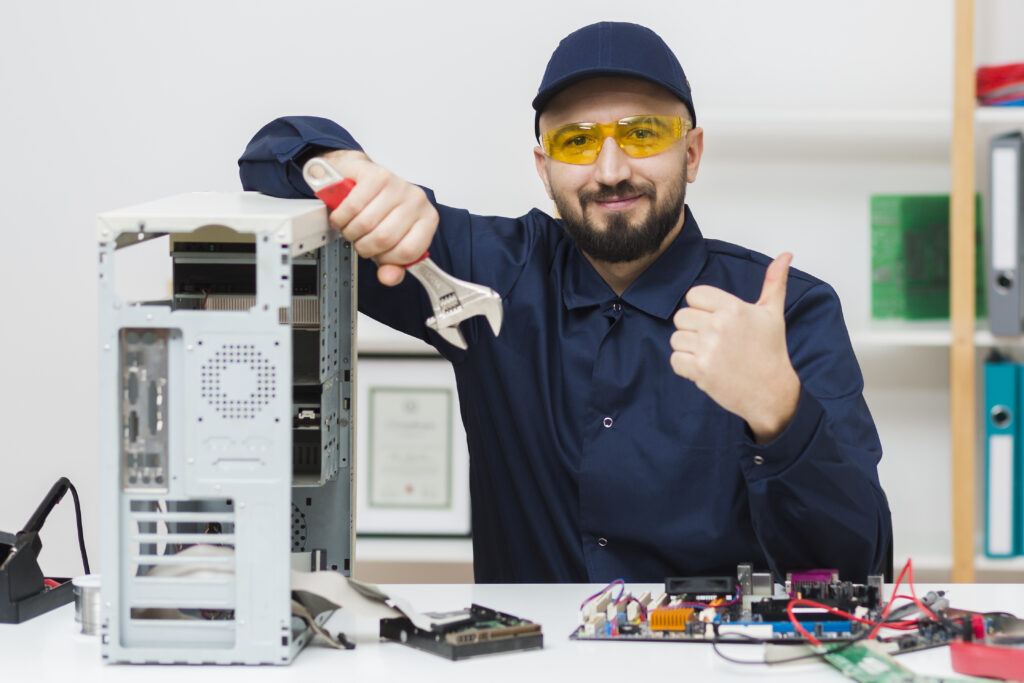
{"left": 580, "top": 181, "right": 654, "bottom": 204}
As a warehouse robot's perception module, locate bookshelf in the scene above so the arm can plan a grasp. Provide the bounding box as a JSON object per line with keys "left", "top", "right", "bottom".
{"left": 950, "top": 0, "right": 1024, "bottom": 581}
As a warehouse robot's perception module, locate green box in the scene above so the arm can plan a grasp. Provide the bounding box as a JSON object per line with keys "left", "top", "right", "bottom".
{"left": 870, "top": 194, "right": 985, "bottom": 320}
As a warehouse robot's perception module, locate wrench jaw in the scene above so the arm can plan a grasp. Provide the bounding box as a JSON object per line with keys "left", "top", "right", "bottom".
{"left": 426, "top": 317, "right": 469, "bottom": 350}
{"left": 424, "top": 291, "right": 503, "bottom": 350}
{"left": 456, "top": 291, "right": 503, "bottom": 339}
{"left": 482, "top": 296, "right": 503, "bottom": 337}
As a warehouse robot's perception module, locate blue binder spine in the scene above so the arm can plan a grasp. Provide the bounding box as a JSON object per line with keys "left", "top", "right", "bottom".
{"left": 1018, "top": 364, "right": 1024, "bottom": 556}
{"left": 984, "top": 360, "right": 1018, "bottom": 557}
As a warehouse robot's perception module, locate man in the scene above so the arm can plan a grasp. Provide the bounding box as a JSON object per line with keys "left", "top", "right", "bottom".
{"left": 239, "top": 22, "right": 891, "bottom": 583}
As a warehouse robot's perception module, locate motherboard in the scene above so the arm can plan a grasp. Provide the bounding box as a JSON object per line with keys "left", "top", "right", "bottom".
{"left": 570, "top": 563, "right": 973, "bottom": 656}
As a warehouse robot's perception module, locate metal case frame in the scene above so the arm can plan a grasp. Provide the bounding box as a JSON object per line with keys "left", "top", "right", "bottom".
{"left": 96, "top": 192, "right": 355, "bottom": 664}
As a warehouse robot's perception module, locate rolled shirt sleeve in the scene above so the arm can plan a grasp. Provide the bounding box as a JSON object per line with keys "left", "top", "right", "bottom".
{"left": 238, "top": 116, "right": 364, "bottom": 199}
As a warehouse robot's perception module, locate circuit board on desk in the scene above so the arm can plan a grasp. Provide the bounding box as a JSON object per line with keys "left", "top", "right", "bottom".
{"left": 380, "top": 604, "right": 543, "bottom": 660}
{"left": 569, "top": 564, "right": 970, "bottom": 655}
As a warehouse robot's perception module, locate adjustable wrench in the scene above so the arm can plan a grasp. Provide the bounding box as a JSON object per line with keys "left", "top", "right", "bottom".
{"left": 302, "top": 157, "right": 503, "bottom": 349}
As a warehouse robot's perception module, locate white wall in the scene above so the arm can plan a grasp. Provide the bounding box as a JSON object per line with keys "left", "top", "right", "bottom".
{"left": 0, "top": 0, "right": 966, "bottom": 576}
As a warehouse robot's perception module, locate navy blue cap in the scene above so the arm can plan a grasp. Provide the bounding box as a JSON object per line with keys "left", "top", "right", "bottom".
{"left": 533, "top": 22, "right": 695, "bottom": 138}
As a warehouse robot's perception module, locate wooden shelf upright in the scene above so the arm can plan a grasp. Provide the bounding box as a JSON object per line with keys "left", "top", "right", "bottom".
{"left": 950, "top": 0, "right": 976, "bottom": 583}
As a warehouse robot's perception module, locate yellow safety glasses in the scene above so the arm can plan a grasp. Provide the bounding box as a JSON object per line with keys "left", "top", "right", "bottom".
{"left": 540, "top": 115, "right": 690, "bottom": 165}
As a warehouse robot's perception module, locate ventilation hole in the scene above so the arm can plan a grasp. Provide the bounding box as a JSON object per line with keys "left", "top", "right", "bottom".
{"left": 292, "top": 503, "right": 308, "bottom": 552}
{"left": 199, "top": 344, "right": 278, "bottom": 419}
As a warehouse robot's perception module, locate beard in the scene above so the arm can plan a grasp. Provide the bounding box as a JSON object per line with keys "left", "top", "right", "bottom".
{"left": 553, "top": 173, "right": 687, "bottom": 264}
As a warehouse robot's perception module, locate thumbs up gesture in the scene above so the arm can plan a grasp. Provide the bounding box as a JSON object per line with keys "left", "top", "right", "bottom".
{"left": 669, "top": 253, "right": 802, "bottom": 444}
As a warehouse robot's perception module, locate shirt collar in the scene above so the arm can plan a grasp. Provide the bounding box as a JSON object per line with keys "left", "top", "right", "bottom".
{"left": 562, "top": 206, "right": 708, "bottom": 319}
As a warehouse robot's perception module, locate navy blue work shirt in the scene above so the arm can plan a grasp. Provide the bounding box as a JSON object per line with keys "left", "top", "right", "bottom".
{"left": 239, "top": 116, "right": 891, "bottom": 583}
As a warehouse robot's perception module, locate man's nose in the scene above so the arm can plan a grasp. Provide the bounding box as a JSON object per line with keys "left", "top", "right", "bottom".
{"left": 592, "top": 137, "right": 631, "bottom": 187}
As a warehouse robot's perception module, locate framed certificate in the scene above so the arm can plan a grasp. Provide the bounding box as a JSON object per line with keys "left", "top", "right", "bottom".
{"left": 356, "top": 356, "right": 471, "bottom": 535}
{"left": 368, "top": 387, "right": 452, "bottom": 509}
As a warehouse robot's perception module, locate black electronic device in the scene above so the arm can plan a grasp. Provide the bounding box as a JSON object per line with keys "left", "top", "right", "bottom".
{"left": 379, "top": 604, "right": 543, "bottom": 660}
{"left": 0, "top": 478, "right": 89, "bottom": 624}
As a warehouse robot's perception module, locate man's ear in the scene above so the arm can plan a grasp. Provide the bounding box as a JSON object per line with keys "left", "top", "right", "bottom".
{"left": 685, "top": 127, "right": 704, "bottom": 184}
{"left": 534, "top": 146, "right": 554, "bottom": 200}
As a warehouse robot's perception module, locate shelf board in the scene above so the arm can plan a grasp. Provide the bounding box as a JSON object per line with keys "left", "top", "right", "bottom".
{"left": 700, "top": 107, "right": 950, "bottom": 127}
{"left": 852, "top": 320, "right": 956, "bottom": 347}
{"left": 894, "top": 554, "right": 1024, "bottom": 573}
{"left": 975, "top": 106, "right": 1024, "bottom": 124}
{"left": 355, "top": 536, "right": 473, "bottom": 564}
{"left": 975, "top": 554, "right": 1024, "bottom": 571}
{"left": 692, "top": 106, "right": 1020, "bottom": 156}
{"left": 697, "top": 108, "right": 951, "bottom": 160}
{"left": 851, "top": 320, "right": 1024, "bottom": 347}
{"left": 696, "top": 105, "right": 1024, "bottom": 127}
{"left": 976, "top": 329, "right": 1024, "bottom": 347}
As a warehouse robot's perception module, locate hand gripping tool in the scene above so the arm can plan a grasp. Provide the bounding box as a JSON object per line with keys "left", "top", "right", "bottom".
{"left": 302, "top": 157, "right": 503, "bottom": 349}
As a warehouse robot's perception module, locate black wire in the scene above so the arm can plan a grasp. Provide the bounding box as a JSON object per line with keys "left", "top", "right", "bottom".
{"left": 67, "top": 482, "right": 90, "bottom": 574}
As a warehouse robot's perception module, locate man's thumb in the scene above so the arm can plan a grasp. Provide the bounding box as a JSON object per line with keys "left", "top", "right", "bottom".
{"left": 757, "top": 252, "right": 793, "bottom": 311}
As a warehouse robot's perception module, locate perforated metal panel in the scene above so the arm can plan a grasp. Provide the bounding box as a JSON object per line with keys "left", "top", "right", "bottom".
{"left": 200, "top": 343, "right": 277, "bottom": 419}
{"left": 291, "top": 503, "right": 307, "bottom": 553}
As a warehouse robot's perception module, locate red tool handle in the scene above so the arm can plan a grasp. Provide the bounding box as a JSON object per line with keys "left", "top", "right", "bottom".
{"left": 313, "top": 178, "right": 429, "bottom": 267}
{"left": 314, "top": 178, "right": 356, "bottom": 211}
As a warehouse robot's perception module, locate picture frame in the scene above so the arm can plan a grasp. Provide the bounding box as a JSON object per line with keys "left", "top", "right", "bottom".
{"left": 355, "top": 356, "right": 471, "bottom": 536}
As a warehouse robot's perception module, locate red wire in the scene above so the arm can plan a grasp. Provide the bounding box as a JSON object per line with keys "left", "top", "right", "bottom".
{"left": 866, "top": 560, "right": 910, "bottom": 640}
{"left": 787, "top": 599, "right": 918, "bottom": 634}
{"left": 720, "top": 585, "right": 743, "bottom": 606}
{"left": 785, "top": 598, "right": 918, "bottom": 647}
{"left": 901, "top": 559, "right": 938, "bottom": 621}
{"left": 785, "top": 601, "right": 821, "bottom": 646}
{"left": 866, "top": 558, "right": 937, "bottom": 641}
{"left": 786, "top": 558, "right": 934, "bottom": 646}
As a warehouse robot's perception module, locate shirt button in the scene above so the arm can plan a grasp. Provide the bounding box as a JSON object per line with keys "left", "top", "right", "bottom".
{"left": 753, "top": 455, "right": 765, "bottom": 465}
{"left": 612, "top": 302, "right": 622, "bottom": 312}
{"left": 602, "top": 417, "right": 613, "bottom": 428}
{"left": 597, "top": 537, "right": 608, "bottom": 547}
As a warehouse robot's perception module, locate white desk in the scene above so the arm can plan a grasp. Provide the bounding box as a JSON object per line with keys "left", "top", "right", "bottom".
{"left": 4, "top": 583, "right": 1023, "bottom": 682}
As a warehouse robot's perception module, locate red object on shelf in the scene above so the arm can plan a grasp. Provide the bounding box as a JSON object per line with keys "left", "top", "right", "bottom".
{"left": 977, "top": 62, "right": 1024, "bottom": 107}
{"left": 950, "top": 639, "right": 1024, "bottom": 682}
{"left": 978, "top": 63, "right": 1024, "bottom": 94}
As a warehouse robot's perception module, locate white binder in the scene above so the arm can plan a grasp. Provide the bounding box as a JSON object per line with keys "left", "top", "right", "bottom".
{"left": 988, "top": 131, "right": 1024, "bottom": 336}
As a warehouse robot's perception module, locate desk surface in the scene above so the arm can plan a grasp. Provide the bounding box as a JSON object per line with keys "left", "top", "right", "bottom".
{"left": 4, "top": 582, "right": 1023, "bottom": 682}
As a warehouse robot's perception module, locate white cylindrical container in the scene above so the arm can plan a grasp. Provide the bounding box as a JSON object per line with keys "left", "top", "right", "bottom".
{"left": 72, "top": 574, "right": 102, "bottom": 635}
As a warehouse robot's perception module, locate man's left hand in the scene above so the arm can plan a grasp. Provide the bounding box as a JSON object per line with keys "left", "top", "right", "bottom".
{"left": 670, "top": 253, "right": 801, "bottom": 444}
